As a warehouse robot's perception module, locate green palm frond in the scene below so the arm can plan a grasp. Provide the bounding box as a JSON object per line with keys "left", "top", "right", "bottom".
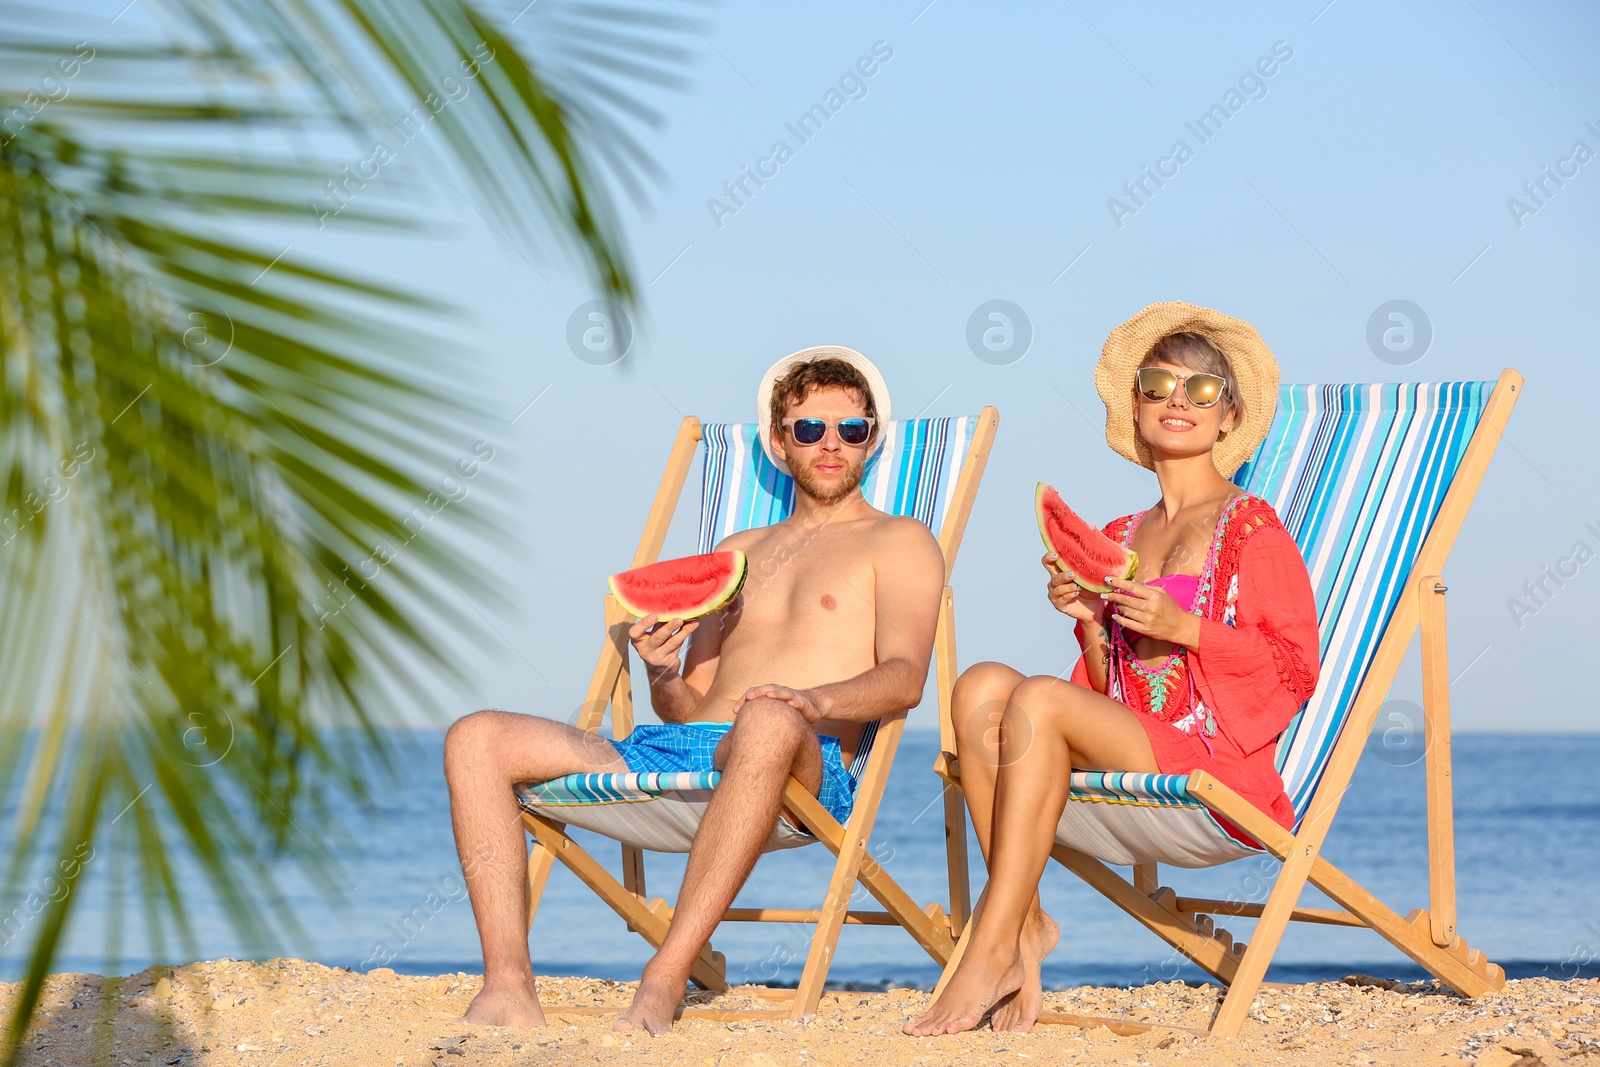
{"left": 0, "top": 1, "right": 694, "bottom": 1059}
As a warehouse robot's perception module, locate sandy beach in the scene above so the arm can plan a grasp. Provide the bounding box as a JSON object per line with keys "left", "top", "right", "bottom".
{"left": 4, "top": 960, "right": 1595, "bottom": 1066}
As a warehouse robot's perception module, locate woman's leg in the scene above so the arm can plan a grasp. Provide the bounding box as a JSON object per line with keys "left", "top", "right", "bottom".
{"left": 950, "top": 661, "right": 1025, "bottom": 864}
{"left": 906, "top": 675, "right": 1158, "bottom": 1036}
{"left": 949, "top": 662, "right": 1059, "bottom": 1032}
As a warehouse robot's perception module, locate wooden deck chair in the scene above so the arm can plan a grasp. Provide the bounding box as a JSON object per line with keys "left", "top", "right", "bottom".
{"left": 934, "top": 370, "right": 1521, "bottom": 1037}
{"left": 517, "top": 406, "right": 998, "bottom": 1020}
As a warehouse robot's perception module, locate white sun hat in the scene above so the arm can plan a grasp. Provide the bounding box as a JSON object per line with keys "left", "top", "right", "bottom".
{"left": 755, "top": 345, "right": 893, "bottom": 475}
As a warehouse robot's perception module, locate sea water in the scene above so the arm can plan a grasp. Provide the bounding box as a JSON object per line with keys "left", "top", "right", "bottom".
{"left": 7, "top": 732, "right": 1599, "bottom": 989}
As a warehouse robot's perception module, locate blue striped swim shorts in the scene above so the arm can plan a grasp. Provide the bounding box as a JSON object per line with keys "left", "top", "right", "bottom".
{"left": 607, "top": 721, "right": 858, "bottom": 827}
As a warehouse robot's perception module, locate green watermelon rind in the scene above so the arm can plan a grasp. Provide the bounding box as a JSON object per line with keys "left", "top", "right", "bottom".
{"left": 608, "top": 550, "right": 749, "bottom": 621}
{"left": 1034, "top": 483, "right": 1138, "bottom": 594}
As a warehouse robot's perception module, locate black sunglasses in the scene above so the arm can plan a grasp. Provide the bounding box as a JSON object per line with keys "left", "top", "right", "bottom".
{"left": 781, "top": 416, "right": 876, "bottom": 447}
{"left": 1137, "top": 367, "right": 1228, "bottom": 408}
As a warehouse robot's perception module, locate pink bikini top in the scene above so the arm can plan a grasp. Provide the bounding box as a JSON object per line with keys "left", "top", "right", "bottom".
{"left": 1143, "top": 572, "right": 1201, "bottom": 614}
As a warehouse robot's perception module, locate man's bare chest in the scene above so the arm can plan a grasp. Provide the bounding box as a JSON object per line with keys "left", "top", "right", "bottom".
{"left": 737, "top": 525, "right": 875, "bottom": 623}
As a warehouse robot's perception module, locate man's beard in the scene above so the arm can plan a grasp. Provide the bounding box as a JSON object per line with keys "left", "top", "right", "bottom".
{"left": 790, "top": 454, "right": 866, "bottom": 505}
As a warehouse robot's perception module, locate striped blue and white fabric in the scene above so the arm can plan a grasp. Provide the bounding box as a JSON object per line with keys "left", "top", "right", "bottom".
{"left": 1053, "top": 381, "right": 1497, "bottom": 867}
{"left": 520, "top": 771, "right": 722, "bottom": 807}
{"left": 518, "top": 415, "right": 982, "bottom": 853}
{"left": 696, "top": 417, "right": 978, "bottom": 553}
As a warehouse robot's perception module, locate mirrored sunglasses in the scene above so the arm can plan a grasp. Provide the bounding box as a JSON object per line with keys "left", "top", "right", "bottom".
{"left": 1137, "top": 367, "right": 1228, "bottom": 408}
{"left": 781, "top": 416, "right": 876, "bottom": 446}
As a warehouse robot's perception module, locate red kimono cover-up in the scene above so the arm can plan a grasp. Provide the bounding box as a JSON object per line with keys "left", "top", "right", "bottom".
{"left": 1068, "top": 493, "right": 1321, "bottom": 831}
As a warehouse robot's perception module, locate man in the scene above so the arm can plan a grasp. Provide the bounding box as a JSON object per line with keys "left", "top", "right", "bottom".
{"left": 443, "top": 347, "right": 946, "bottom": 1033}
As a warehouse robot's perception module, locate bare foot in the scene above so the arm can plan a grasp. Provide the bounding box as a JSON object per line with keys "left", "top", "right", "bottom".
{"left": 462, "top": 979, "right": 545, "bottom": 1028}
{"left": 991, "top": 909, "right": 1060, "bottom": 1033}
{"left": 903, "top": 947, "right": 1026, "bottom": 1037}
{"left": 613, "top": 971, "right": 683, "bottom": 1034}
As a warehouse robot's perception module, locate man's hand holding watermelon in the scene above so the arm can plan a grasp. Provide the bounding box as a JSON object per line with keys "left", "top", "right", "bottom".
{"left": 628, "top": 613, "right": 700, "bottom": 682}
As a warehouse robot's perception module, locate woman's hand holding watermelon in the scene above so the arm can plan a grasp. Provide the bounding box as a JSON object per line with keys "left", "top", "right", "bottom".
{"left": 1102, "top": 576, "right": 1203, "bottom": 647}
{"left": 1042, "top": 553, "right": 1106, "bottom": 624}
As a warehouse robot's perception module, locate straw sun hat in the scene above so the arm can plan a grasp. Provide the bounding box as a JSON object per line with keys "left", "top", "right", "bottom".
{"left": 756, "top": 345, "right": 892, "bottom": 474}
{"left": 1094, "top": 301, "right": 1280, "bottom": 478}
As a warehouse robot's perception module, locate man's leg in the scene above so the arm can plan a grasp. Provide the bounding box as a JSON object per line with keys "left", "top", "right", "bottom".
{"left": 614, "top": 699, "right": 823, "bottom": 1033}
{"left": 443, "top": 710, "right": 628, "bottom": 1027}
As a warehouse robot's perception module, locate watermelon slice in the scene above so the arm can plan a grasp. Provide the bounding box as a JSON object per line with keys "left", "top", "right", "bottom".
{"left": 608, "top": 551, "right": 748, "bottom": 620}
{"left": 1034, "top": 483, "right": 1138, "bottom": 594}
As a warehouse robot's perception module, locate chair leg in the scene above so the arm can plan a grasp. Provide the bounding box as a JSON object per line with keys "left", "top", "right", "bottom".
{"left": 783, "top": 778, "right": 956, "bottom": 973}
{"left": 930, "top": 885, "right": 984, "bottom": 998}
{"left": 933, "top": 587, "right": 972, "bottom": 938}
{"left": 1192, "top": 769, "right": 1503, "bottom": 1037}
{"left": 621, "top": 844, "right": 646, "bottom": 933}
{"left": 1051, "top": 846, "right": 1241, "bottom": 986}
{"left": 522, "top": 813, "right": 728, "bottom": 992}
{"left": 1304, "top": 852, "right": 1501, "bottom": 995}
{"left": 942, "top": 785, "right": 972, "bottom": 937}
{"left": 1132, "top": 863, "right": 1158, "bottom": 895}
{"left": 790, "top": 827, "right": 872, "bottom": 1018}
{"left": 1208, "top": 846, "right": 1315, "bottom": 1038}
{"left": 1418, "top": 573, "right": 1458, "bottom": 947}
{"left": 851, "top": 851, "right": 956, "bottom": 966}
{"left": 525, "top": 837, "right": 556, "bottom": 932}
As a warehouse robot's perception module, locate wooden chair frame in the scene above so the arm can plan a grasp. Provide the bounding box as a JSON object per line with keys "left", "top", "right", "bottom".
{"left": 935, "top": 370, "right": 1521, "bottom": 1037}
{"left": 522, "top": 408, "right": 998, "bottom": 1020}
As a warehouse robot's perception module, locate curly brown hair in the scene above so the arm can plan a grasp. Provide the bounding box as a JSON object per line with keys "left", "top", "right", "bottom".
{"left": 768, "top": 357, "right": 878, "bottom": 428}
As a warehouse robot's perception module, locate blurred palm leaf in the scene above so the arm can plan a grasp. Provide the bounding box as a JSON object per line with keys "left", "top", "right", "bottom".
{"left": 0, "top": 0, "right": 692, "bottom": 1058}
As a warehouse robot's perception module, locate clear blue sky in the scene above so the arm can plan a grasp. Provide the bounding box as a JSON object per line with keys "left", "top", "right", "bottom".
{"left": 297, "top": 1, "right": 1598, "bottom": 732}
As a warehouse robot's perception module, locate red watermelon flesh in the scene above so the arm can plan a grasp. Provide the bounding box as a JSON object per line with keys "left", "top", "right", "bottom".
{"left": 1034, "top": 484, "right": 1138, "bottom": 593}
{"left": 608, "top": 551, "right": 748, "bottom": 620}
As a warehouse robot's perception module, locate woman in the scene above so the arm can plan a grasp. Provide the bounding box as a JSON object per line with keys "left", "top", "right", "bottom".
{"left": 906, "top": 302, "right": 1321, "bottom": 1036}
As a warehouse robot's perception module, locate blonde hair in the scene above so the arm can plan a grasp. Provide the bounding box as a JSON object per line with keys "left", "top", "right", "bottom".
{"left": 1139, "top": 331, "right": 1242, "bottom": 426}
